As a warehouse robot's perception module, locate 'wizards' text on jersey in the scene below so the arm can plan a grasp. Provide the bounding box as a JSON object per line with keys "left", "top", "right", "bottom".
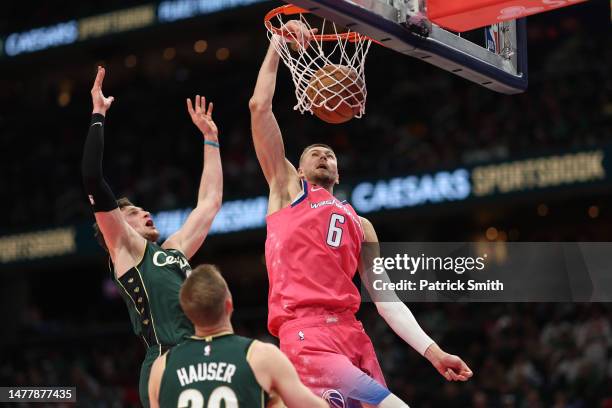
{"left": 265, "top": 180, "right": 365, "bottom": 336}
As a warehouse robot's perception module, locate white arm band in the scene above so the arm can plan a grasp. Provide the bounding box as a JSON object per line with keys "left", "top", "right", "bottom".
{"left": 376, "top": 302, "right": 435, "bottom": 356}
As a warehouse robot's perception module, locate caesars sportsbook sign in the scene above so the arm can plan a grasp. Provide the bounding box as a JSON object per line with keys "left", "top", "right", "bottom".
{"left": 351, "top": 148, "right": 607, "bottom": 213}
{"left": 153, "top": 147, "right": 610, "bottom": 240}
{"left": 0, "top": 147, "right": 609, "bottom": 265}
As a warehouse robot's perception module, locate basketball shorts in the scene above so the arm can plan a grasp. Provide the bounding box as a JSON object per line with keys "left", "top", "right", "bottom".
{"left": 279, "top": 312, "right": 390, "bottom": 407}
{"left": 139, "top": 345, "right": 171, "bottom": 408}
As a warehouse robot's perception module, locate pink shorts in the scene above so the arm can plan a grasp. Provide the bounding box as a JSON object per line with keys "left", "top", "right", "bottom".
{"left": 279, "top": 312, "right": 390, "bottom": 407}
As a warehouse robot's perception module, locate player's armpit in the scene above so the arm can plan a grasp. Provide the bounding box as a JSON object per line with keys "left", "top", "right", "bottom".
{"left": 284, "top": 159, "right": 303, "bottom": 197}
{"left": 267, "top": 159, "right": 302, "bottom": 214}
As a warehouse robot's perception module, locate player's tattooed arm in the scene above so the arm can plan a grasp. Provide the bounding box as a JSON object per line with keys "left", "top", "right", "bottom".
{"left": 83, "top": 66, "right": 146, "bottom": 271}
{"left": 249, "top": 39, "right": 302, "bottom": 215}
{"left": 248, "top": 341, "right": 328, "bottom": 408}
{"left": 162, "top": 96, "right": 223, "bottom": 259}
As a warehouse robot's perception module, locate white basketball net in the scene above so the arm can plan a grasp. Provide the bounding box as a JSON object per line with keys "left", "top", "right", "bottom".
{"left": 265, "top": 11, "right": 372, "bottom": 118}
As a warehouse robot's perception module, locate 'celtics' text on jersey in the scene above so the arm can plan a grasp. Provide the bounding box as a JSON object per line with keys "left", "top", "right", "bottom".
{"left": 113, "top": 241, "right": 194, "bottom": 352}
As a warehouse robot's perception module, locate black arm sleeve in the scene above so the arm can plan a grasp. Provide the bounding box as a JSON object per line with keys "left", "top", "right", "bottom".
{"left": 82, "top": 113, "right": 118, "bottom": 212}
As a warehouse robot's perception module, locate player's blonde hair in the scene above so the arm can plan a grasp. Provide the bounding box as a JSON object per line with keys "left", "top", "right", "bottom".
{"left": 299, "top": 143, "right": 336, "bottom": 166}
{"left": 180, "top": 264, "right": 229, "bottom": 327}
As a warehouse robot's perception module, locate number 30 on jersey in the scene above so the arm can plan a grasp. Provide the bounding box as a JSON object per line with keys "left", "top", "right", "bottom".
{"left": 178, "top": 386, "right": 237, "bottom": 408}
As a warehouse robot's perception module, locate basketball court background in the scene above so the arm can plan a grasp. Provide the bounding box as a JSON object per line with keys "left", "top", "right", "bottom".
{"left": 0, "top": 1, "right": 611, "bottom": 406}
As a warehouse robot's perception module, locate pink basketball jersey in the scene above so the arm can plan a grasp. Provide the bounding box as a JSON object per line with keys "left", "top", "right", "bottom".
{"left": 265, "top": 180, "right": 365, "bottom": 336}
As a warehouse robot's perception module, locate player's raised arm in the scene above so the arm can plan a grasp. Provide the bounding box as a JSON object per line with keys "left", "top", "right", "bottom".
{"left": 358, "top": 217, "right": 474, "bottom": 383}
{"left": 82, "top": 66, "right": 145, "bottom": 272}
{"left": 249, "top": 21, "right": 316, "bottom": 213}
{"left": 162, "top": 96, "right": 223, "bottom": 259}
{"left": 248, "top": 341, "right": 328, "bottom": 408}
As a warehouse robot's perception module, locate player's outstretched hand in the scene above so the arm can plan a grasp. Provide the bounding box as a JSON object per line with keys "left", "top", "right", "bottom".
{"left": 425, "top": 343, "right": 473, "bottom": 382}
{"left": 279, "top": 20, "right": 318, "bottom": 49}
{"left": 186, "top": 95, "right": 218, "bottom": 141}
{"left": 91, "top": 66, "right": 114, "bottom": 115}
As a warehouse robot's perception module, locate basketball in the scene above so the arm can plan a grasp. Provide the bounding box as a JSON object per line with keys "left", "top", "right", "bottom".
{"left": 305, "top": 64, "right": 365, "bottom": 124}
{"left": 6, "top": 1, "right": 609, "bottom": 407}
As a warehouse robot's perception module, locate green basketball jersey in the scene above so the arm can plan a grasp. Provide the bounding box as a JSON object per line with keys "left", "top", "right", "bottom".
{"left": 113, "top": 241, "right": 194, "bottom": 355}
{"left": 160, "top": 333, "right": 267, "bottom": 408}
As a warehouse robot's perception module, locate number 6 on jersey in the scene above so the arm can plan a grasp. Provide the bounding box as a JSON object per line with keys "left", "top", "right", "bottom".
{"left": 327, "top": 213, "right": 346, "bottom": 247}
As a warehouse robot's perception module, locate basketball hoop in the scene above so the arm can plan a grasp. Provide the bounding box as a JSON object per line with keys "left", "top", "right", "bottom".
{"left": 264, "top": 5, "right": 373, "bottom": 120}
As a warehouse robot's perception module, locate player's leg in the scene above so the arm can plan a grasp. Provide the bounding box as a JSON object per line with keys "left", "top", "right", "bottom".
{"left": 349, "top": 323, "right": 410, "bottom": 407}
{"left": 279, "top": 316, "right": 409, "bottom": 407}
{"left": 362, "top": 394, "right": 410, "bottom": 408}
{"left": 339, "top": 363, "right": 391, "bottom": 406}
{"left": 319, "top": 363, "right": 410, "bottom": 408}
{"left": 280, "top": 331, "right": 391, "bottom": 407}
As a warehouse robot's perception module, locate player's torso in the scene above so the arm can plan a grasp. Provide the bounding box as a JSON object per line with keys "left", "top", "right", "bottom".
{"left": 265, "top": 180, "right": 364, "bottom": 335}
{"left": 113, "top": 241, "right": 194, "bottom": 350}
{"left": 159, "top": 334, "right": 265, "bottom": 407}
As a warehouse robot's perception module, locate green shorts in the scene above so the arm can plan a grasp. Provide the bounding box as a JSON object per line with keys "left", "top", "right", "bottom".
{"left": 139, "top": 346, "right": 167, "bottom": 408}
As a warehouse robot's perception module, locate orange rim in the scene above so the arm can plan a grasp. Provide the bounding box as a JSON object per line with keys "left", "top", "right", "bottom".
{"left": 264, "top": 4, "right": 371, "bottom": 43}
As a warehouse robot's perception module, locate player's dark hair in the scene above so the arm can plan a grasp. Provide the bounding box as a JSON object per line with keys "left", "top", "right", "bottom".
{"left": 180, "top": 264, "right": 229, "bottom": 327}
{"left": 299, "top": 143, "right": 335, "bottom": 165}
{"left": 92, "top": 197, "right": 135, "bottom": 253}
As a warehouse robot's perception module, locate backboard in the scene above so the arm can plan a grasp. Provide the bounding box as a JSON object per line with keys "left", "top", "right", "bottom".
{"left": 284, "top": 0, "right": 529, "bottom": 94}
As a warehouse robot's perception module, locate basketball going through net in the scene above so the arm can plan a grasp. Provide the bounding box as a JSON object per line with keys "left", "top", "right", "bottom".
{"left": 265, "top": 5, "right": 373, "bottom": 124}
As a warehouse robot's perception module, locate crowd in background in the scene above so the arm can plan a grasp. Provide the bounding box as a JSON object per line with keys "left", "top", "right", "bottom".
{"left": 1, "top": 7, "right": 610, "bottom": 232}
{"left": 2, "top": 2, "right": 612, "bottom": 407}
{"left": 3, "top": 303, "right": 611, "bottom": 407}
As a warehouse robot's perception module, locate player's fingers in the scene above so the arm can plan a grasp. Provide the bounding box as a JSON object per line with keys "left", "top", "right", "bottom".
{"left": 308, "top": 28, "right": 318, "bottom": 43}
{"left": 445, "top": 367, "right": 460, "bottom": 381}
{"left": 108, "top": 96, "right": 114, "bottom": 104}
{"left": 186, "top": 98, "right": 194, "bottom": 115}
{"left": 455, "top": 359, "right": 472, "bottom": 376}
{"left": 92, "top": 70, "right": 100, "bottom": 92}
{"left": 201, "top": 96, "right": 206, "bottom": 113}
{"left": 195, "top": 95, "right": 201, "bottom": 113}
{"left": 455, "top": 374, "right": 470, "bottom": 381}
{"left": 207, "top": 101, "right": 213, "bottom": 116}
{"left": 306, "top": 26, "right": 317, "bottom": 40}
{"left": 448, "top": 355, "right": 463, "bottom": 368}
{"left": 95, "top": 66, "right": 105, "bottom": 88}
{"left": 460, "top": 368, "right": 473, "bottom": 378}
{"left": 93, "top": 67, "right": 101, "bottom": 87}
